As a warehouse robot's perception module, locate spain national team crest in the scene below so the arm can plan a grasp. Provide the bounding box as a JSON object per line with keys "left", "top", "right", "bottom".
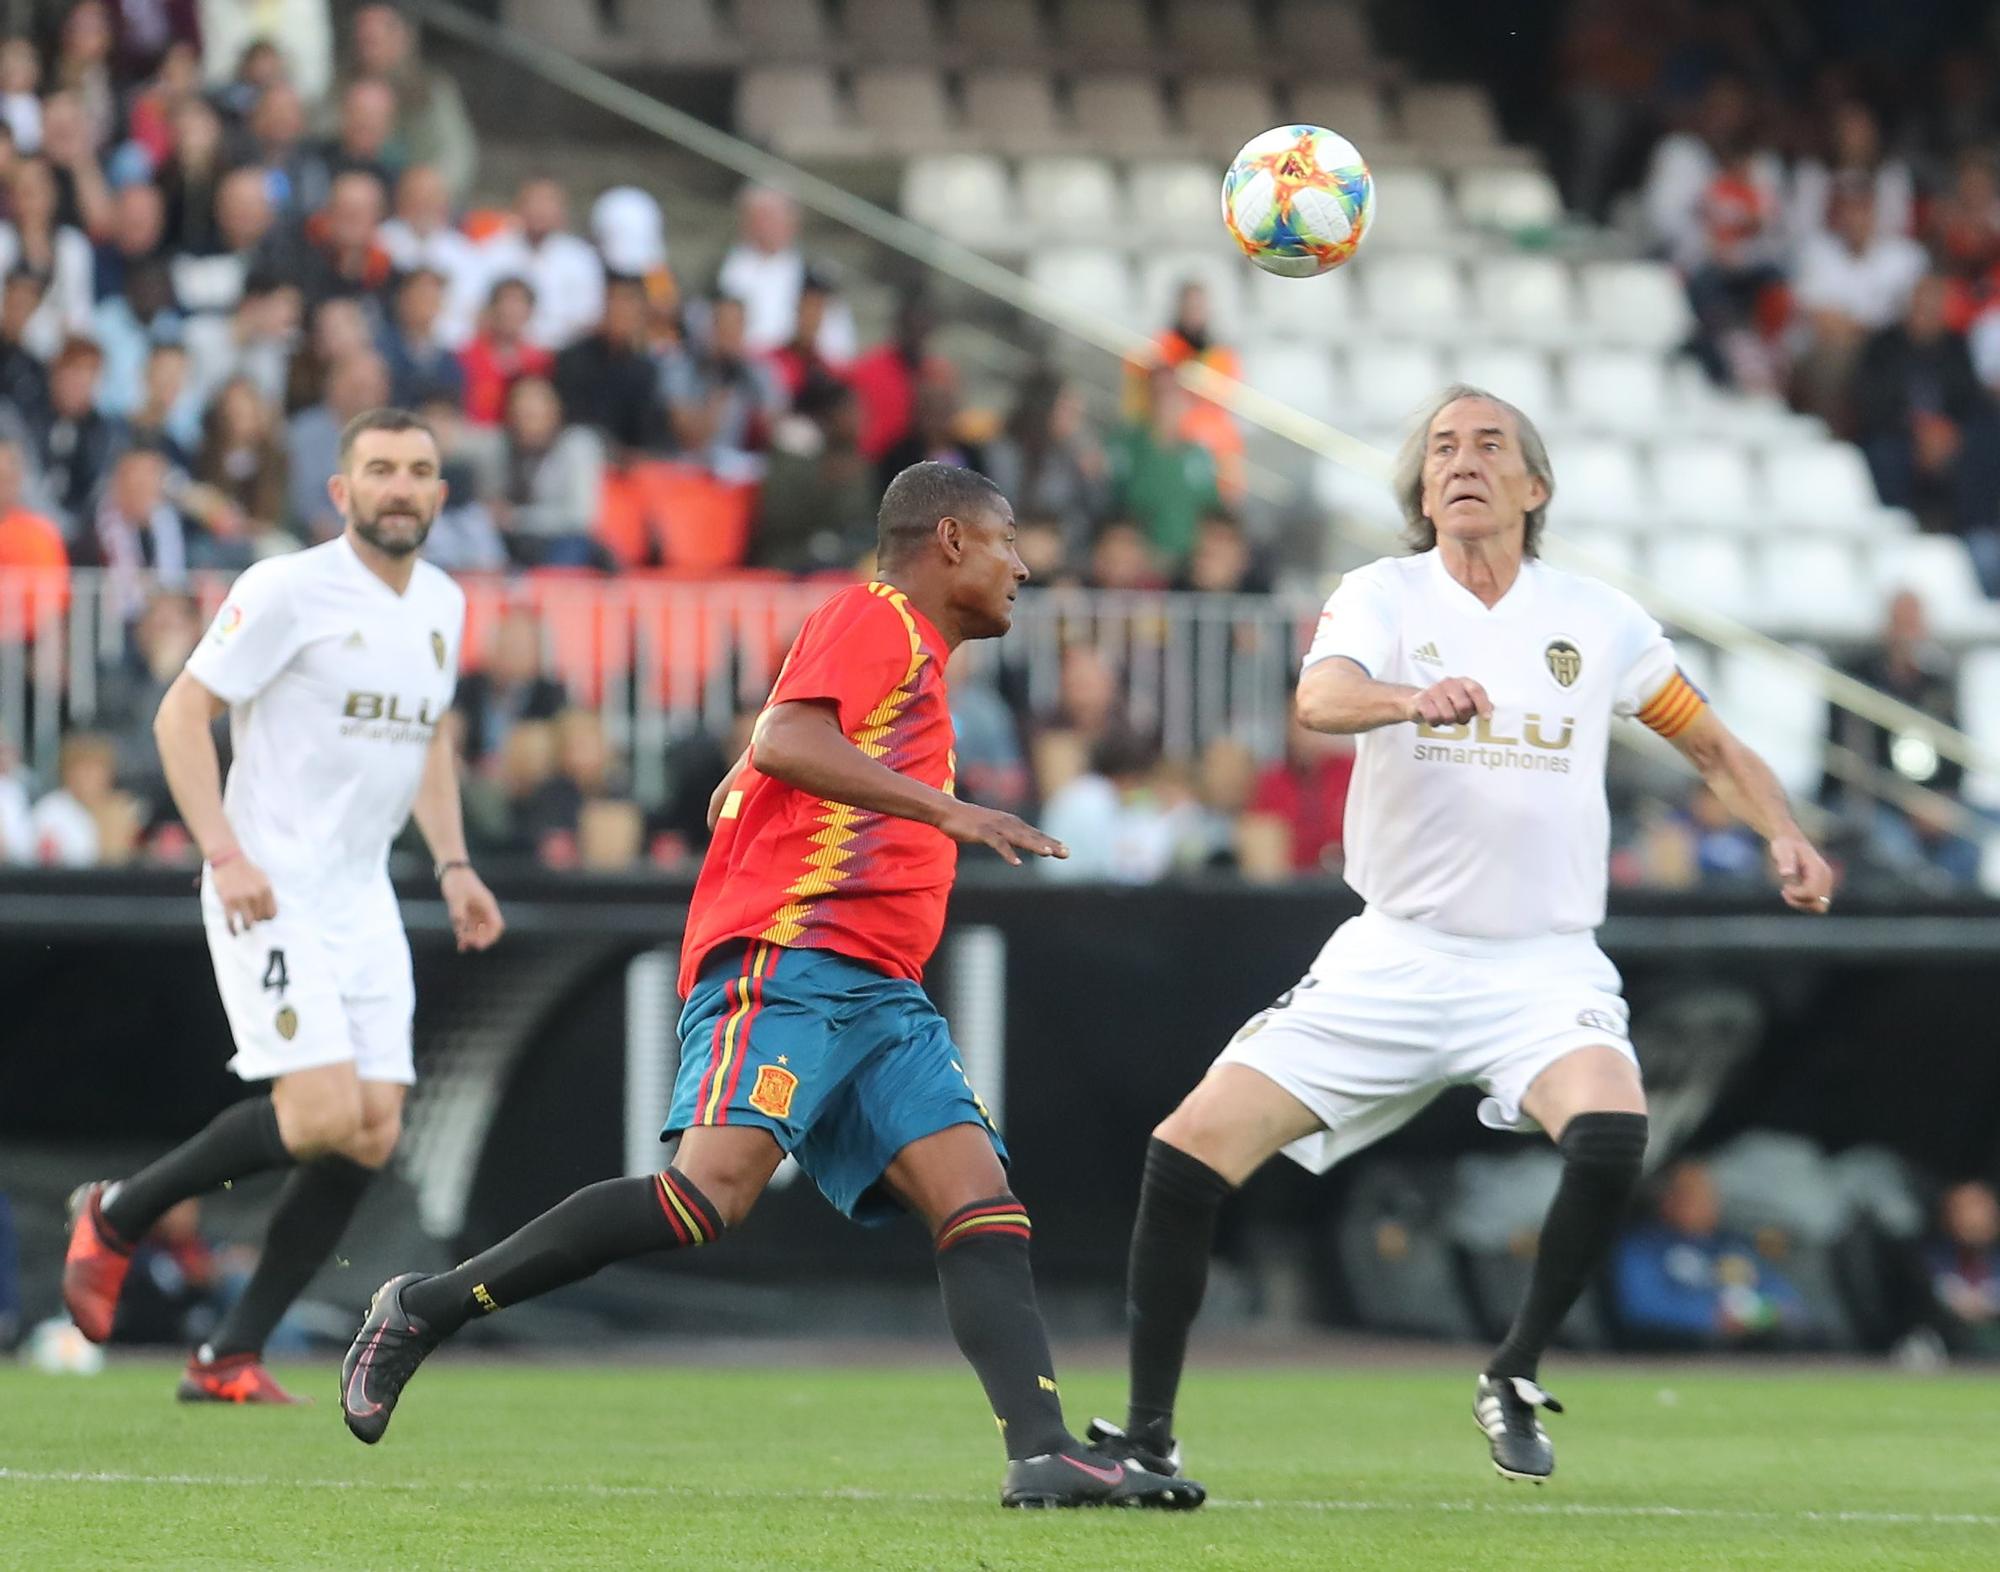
{"left": 275, "top": 1006, "right": 299, "bottom": 1041}
{"left": 748, "top": 1064, "right": 799, "bottom": 1120}
{"left": 430, "top": 630, "right": 446, "bottom": 670}
{"left": 1544, "top": 638, "right": 1583, "bottom": 689}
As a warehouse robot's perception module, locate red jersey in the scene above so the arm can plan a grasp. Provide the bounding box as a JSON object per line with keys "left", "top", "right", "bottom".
{"left": 678, "top": 581, "right": 958, "bottom": 995}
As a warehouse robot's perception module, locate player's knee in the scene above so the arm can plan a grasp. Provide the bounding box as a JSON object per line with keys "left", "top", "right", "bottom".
{"left": 274, "top": 1088, "right": 366, "bottom": 1158}
{"left": 344, "top": 1111, "right": 402, "bottom": 1169}
{"left": 1558, "top": 1110, "right": 1648, "bottom": 1195}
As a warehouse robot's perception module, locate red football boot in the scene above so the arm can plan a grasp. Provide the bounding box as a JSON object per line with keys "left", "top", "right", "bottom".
{"left": 61, "top": 1181, "right": 133, "bottom": 1344}
{"left": 176, "top": 1348, "right": 311, "bottom": 1405}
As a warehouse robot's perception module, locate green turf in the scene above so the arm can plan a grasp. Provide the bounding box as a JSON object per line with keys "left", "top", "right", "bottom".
{"left": 2, "top": 1357, "right": 1995, "bottom": 1570}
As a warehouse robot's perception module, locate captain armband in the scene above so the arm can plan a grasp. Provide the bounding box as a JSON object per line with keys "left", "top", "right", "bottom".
{"left": 1635, "top": 669, "right": 1707, "bottom": 740}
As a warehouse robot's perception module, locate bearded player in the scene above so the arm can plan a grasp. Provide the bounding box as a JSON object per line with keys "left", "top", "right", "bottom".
{"left": 1089, "top": 386, "right": 1835, "bottom": 1485}
{"left": 340, "top": 462, "right": 1203, "bottom": 1511}
{"left": 62, "top": 409, "right": 503, "bottom": 1401}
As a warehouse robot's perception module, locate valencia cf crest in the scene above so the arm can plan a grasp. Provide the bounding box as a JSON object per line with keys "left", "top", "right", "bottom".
{"left": 1544, "top": 638, "right": 1582, "bottom": 689}
{"left": 275, "top": 1006, "right": 299, "bottom": 1041}
{"left": 748, "top": 1064, "right": 799, "bottom": 1120}
{"left": 430, "top": 630, "right": 447, "bottom": 670}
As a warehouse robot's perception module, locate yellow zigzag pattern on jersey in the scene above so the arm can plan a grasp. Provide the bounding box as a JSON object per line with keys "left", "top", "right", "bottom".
{"left": 759, "top": 583, "right": 927, "bottom": 947}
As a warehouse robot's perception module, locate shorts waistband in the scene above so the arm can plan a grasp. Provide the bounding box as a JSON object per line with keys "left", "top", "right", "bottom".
{"left": 1356, "top": 906, "right": 1597, "bottom": 960}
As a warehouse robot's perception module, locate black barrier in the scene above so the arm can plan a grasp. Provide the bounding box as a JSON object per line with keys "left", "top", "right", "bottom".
{"left": 4, "top": 868, "right": 2000, "bottom": 1302}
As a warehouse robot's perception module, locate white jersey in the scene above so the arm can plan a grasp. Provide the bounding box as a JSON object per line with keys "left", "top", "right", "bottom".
{"left": 1304, "top": 551, "right": 1699, "bottom": 940}
{"left": 185, "top": 536, "right": 465, "bottom": 919}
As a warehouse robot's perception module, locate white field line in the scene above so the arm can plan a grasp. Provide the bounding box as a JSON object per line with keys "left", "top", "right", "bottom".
{"left": 1, "top": 1468, "right": 1996, "bottom": 1529}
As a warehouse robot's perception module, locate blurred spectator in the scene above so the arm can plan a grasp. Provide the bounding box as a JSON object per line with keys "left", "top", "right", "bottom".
{"left": 211, "top": 36, "right": 288, "bottom": 125}
{"left": 555, "top": 273, "right": 663, "bottom": 458}
{"left": 412, "top": 397, "right": 506, "bottom": 573}
{"left": 1183, "top": 734, "right": 1258, "bottom": 873}
{"left": 157, "top": 96, "right": 229, "bottom": 256}
{"left": 113, "top": 2, "right": 203, "bottom": 89}
{"left": 378, "top": 265, "right": 464, "bottom": 409}
{"left": 716, "top": 184, "right": 855, "bottom": 360}
{"left": 0, "top": 436, "right": 66, "bottom": 588}
{"left": 184, "top": 269, "right": 299, "bottom": 412}
{"left": 663, "top": 292, "right": 779, "bottom": 481}
{"left": 589, "top": 186, "right": 674, "bottom": 319}
{"left": 1637, "top": 780, "right": 1766, "bottom": 889}
{"left": 246, "top": 82, "right": 327, "bottom": 220}
{"left": 379, "top": 164, "right": 480, "bottom": 346}
{"left": 465, "top": 715, "right": 557, "bottom": 856}
{"left": 1927, "top": 1180, "right": 2000, "bottom": 1358}
{"left": 1931, "top": 150, "right": 2000, "bottom": 308}
{"left": 946, "top": 642, "right": 1031, "bottom": 816}
{"left": 168, "top": 162, "right": 282, "bottom": 315}
{"left": 524, "top": 709, "right": 641, "bottom": 870}
{"left": 1855, "top": 274, "right": 2000, "bottom": 558}
{"left": 753, "top": 375, "right": 874, "bottom": 573}
{"left": 200, "top": 0, "right": 334, "bottom": 107}
{"left": 125, "top": 39, "right": 204, "bottom": 171}
{"left": 0, "top": 37, "right": 41, "bottom": 153}
{"left": 1790, "top": 183, "right": 1928, "bottom": 432}
{"left": 0, "top": 156, "right": 94, "bottom": 358}
{"left": 474, "top": 375, "right": 606, "bottom": 568}
{"left": 1787, "top": 100, "right": 1913, "bottom": 252}
{"left": 319, "top": 76, "right": 401, "bottom": 194}
{"left": 1014, "top": 514, "right": 1077, "bottom": 588}
{"left": 0, "top": 732, "right": 31, "bottom": 860}
{"left": 453, "top": 604, "right": 567, "bottom": 768}
{"left": 189, "top": 376, "right": 290, "bottom": 550}
{"left": 876, "top": 371, "right": 985, "bottom": 495}
{"left": 29, "top": 337, "right": 122, "bottom": 532}
{"left": 345, "top": 4, "right": 475, "bottom": 203}
{"left": 92, "top": 442, "right": 200, "bottom": 612}
{"left": 0, "top": 269, "right": 50, "bottom": 424}
{"left": 99, "top": 588, "right": 201, "bottom": 807}
{"left": 1039, "top": 642, "right": 1119, "bottom": 750}
{"left": 458, "top": 275, "right": 551, "bottom": 426}
{"left": 476, "top": 177, "right": 604, "bottom": 352}
{"left": 1086, "top": 519, "right": 1166, "bottom": 591}
{"left": 1133, "top": 281, "right": 1245, "bottom": 503}
{"left": 1612, "top": 1159, "right": 1815, "bottom": 1351}
{"left": 1175, "top": 513, "right": 1270, "bottom": 594}
{"left": 285, "top": 293, "right": 371, "bottom": 413}
{"left": 91, "top": 256, "right": 183, "bottom": 418}
{"left": 38, "top": 91, "right": 113, "bottom": 237}
{"left": 1039, "top": 727, "right": 1184, "bottom": 884}
{"left": 761, "top": 266, "right": 843, "bottom": 403}
{"left": 983, "top": 370, "right": 1106, "bottom": 556}
{"left": 285, "top": 348, "right": 388, "bottom": 539}
{"left": 1643, "top": 76, "right": 1779, "bottom": 274}
{"left": 1242, "top": 714, "right": 1354, "bottom": 877}
{"left": 296, "top": 168, "right": 393, "bottom": 311}
{"left": 92, "top": 180, "right": 167, "bottom": 302}
{"left": 53, "top": 3, "right": 117, "bottom": 152}
{"left": 128, "top": 342, "right": 200, "bottom": 465}
{"left": 1552, "top": 0, "right": 1659, "bottom": 221}
{"left": 30, "top": 729, "right": 141, "bottom": 866}
{"left": 847, "top": 291, "right": 942, "bottom": 462}
{"left": 111, "top": 1197, "right": 224, "bottom": 1348}
{"left": 1109, "top": 366, "right": 1222, "bottom": 566}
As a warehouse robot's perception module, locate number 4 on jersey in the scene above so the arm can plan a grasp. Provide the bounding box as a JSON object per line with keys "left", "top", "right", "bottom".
{"left": 261, "top": 948, "right": 290, "bottom": 995}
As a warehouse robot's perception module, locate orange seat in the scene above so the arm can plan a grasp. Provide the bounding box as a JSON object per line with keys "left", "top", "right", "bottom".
{"left": 627, "top": 462, "right": 755, "bottom": 573}
{"left": 596, "top": 467, "right": 654, "bottom": 570}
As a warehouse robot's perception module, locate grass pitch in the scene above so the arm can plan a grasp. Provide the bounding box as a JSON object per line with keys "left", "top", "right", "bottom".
{"left": 2, "top": 1356, "right": 1995, "bottom": 1570}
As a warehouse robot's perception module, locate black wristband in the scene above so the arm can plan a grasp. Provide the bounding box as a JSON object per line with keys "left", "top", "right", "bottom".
{"left": 435, "top": 859, "right": 474, "bottom": 884}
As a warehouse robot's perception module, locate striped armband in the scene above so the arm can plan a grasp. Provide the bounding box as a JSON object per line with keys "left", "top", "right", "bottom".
{"left": 1635, "top": 669, "right": 1707, "bottom": 740}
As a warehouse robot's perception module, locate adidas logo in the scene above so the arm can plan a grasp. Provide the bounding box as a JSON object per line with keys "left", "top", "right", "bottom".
{"left": 343, "top": 630, "right": 366, "bottom": 649}
{"left": 1412, "top": 641, "right": 1441, "bottom": 666}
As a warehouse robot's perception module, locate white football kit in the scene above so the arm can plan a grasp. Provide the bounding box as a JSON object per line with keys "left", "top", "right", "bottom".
{"left": 1218, "top": 551, "right": 1707, "bottom": 1171}
{"left": 184, "top": 536, "right": 465, "bottom": 1085}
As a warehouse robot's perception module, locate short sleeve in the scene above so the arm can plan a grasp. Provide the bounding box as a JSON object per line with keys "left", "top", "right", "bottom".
{"left": 1301, "top": 565, "right": 1398, "bottom": 678}
{"left": 1610, "top": 596, "right": 1706, "bottom": 739}
{"left": 767, "top": 589, "right": 924, "bottom": 736}
{"left": 183, "top": 559, "right": 310, "bottom": 704}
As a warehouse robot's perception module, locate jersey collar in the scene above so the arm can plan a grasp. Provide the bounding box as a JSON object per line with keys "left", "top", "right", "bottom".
{"left": 1427, "top": 548, "right": 1536, "bottom": 619}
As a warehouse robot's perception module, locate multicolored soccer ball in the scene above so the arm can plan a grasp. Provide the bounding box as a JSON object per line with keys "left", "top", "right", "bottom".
{"left": 1221, "top": 125, "right": 1374, "bottom": 277}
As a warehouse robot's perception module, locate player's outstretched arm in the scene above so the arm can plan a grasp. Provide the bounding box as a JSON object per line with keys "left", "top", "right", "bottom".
{"left": 413, "top": 723, "right": 504, "bottom": 951}
{"left": 154, "top": 670, "right": 275, "bottom": 932}
{"left": 1668, "top": 707, "right": 1835, "bottom": 913}
{"left": 1296, "top": 657, "right": 1492, "bottom": 735}
{"left": 753, "top": 700, "right": 1067, "bottom": 865}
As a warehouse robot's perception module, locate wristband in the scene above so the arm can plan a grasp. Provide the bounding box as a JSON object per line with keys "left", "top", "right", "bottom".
{"left": 208, "top": 848, "right": 241, "bottom": 870}
{"left": 435, "top": 859, "right": 474, "bottom": 884}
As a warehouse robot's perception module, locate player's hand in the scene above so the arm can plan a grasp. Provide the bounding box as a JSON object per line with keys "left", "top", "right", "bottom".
{"left": 935, "top": 800, "right": 1069, "bottom": 867}
{"left": 211, "top": 852, "right": 277, "bottom": 934}
{"left": 1405, "top": 676, "right": 1492, "bottom": 727}
{"left": 442, "top": 867, "right": 506, "bottom": 951}
{"left": 1770, "top": 832, "right": 1835, "bottom": 914}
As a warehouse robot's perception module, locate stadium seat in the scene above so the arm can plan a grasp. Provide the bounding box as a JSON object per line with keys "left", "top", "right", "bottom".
{"left": 1705, "top": 1132, "right": 1861, "bottom": 1348}
{"left": 1270, "top": 0, "right": 1376, "bottom": 71}
{"left": 1579, "top": 260, "right": 1695, "bottom": 353}
{"left": 1018, "top": 156, "right": 1125, "bottom": 243}
{"left": 1341, "top": 341, "right": 1445, "bottom": 428}
{"left": 852, "top": 70, "right": 959, "bottom": 151}
{"left": 616, "top": 0, "right": 730, "bottom": 63}
{"left": 1754, "top": 538, "right": 1875, "bottom": 642}
{"left": 1246, "top": 262, "right": 1357, "bottom": 342}
{"left": 1286, "top": 82, "right": 1394, "bottom": 151}
{"left": 1125, "top": 160, "right": 1222, "bottom": 243}
{"left": 1240, "top": 341, "right": 1341, "bottom": 423}
{"left": 898, "top": 154, "right": 1019, "bottom": 252}
{"left": 1162, "top": 0, "right": 1265, "bottom": 71}
{"left": 1365, "top": 167, "right": 1453, "bottom": 249}
{"left": 1716, "top": 648, "right": 1831, "bottom": 796}
{"left": 1869, "top": 536, "right": 1997, "bottom": 639}
{"left": 1139, "top": 250, "right": 1246, "bottom": 339}
{"left": 736, "top": 68, "right": 858, "bottom": 157}
{"left": 1645, "top": 535, "right": 1755, "bottom": 623}
{"left": 1355, "top": 255, "right": 1467, "bottom": 338}
{"left": 1331, "top": 1161, "right": 1484, "bottom": 1341}
{"left": 1560, "top": 350, "right": 1670, "bottom": 437}
{"left": 1958, "top": 649, "right": 2000, "bottom": 809}
{"left": 1455, "top": 167, "right": 1564, "bottom": 235}
{"left": 840, "top": 0, "right": 942, "bottom": 62}
{"left": 1398, "top": 84, "right": 1501, "bottom": 153}
{"left": 1472, "top": 255, "right": 1576, "bottom": 348}
{"left": 1762, "top": 444, "right": 1884, "bottom": 535}
{"left": 1550, "top": 528, "right": 1640, "bottom": 582}
{"left": 1549, "top": 437, "right": 1651, "bottom": 531}
{"left": 501, "top": 0, "right": 620, "bottom": 62}
{"left": 1179, "top": 77, "right": 1281, "bottom": 159}
{"left": 1447, "top": 345, "right": 1556, "bottom": 417}
{"left": 732, "top": 0, "right": 831, "bottom": 60}
{"left": 947, "top": 0, "right": 1050, "bottom": 64}
{"left": 1072, "top": 74, "right": 1184, "bottom": 157}
{"left": 1449, "top": 1151, "right": 1608, "bottom": 1349}
{"left": 1055, "top": 0, "right": 1156, "bottom": 65}
{"left": 1024, "top": 247, "right": 1141, "bottom": 330}
{"left": 1648, "top": 439, "right": 1759, "bottom": 532}
{"left": 963, "top": 71, "right": 1070, "bottom": 155}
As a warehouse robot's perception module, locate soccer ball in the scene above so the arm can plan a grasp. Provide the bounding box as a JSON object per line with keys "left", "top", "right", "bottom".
{"left": 1221, "top": 125, "right": 1374, "bottom": 277}
{"left": 24, "top": 1317, "right": 105, "bottom": 1375}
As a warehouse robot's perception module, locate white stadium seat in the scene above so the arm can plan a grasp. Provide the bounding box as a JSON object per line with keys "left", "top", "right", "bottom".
{"left": 852, "top": 69, "right": 958, "bottom": 148}
{"left": 735, "top": 69, "right": 859, "bottom": 156}
{"left": 1024, "top": 247, "right": 1140, "bottom": 330}
{"left": 1754, "top": 538, "right": 1875, "bottom": 642}
{"left": 1342, "top": 342, "right": 1445, "bottom": 428}
{"left": 1447, "top": 346, "right": 1556, "bottom": 419}
{"left": 1018, "top": 157, "right": 1125, "bottom": 242}
{"left": 1456, "top": 168, "right": 1563, "bottom": 234}
{"left": 1762, "top": 444, "right": 1883, "bottom": 535}
{"left": 1649, "top": 439, "right": 1759, "bottom": 532}
{"left": 1473, "top": 255, "right": 1576, "bottom": 347}
{"left": 1580, "top": 261, "right": 1694, "bottom": 353}
{"left": 1246, "top": 263, "right": 1358, "bottom": 342}
{"left": 1560, "top": 350, "right": 1670, "bottom": 436}
{"left": 1180, "top": 77, "right": 1282, "bottom": 158}
{"left": 1869, "top": 536, "right": 1997, "bottom": 639}
{"left": 964, "top": 72, "right": 1069, "bottom": 155}
{"left": 1286, "top": 83, "right": 1394, "bottom": 150}
{"left": 898, "top": 155, "right": 1018, "bottom": 251}
{"left": 1400, "top": 84, "right": 1501, "bottom": 149}
{"left": 1958, "top": 649, "right": 2000, "bottom": 809}
{"left": 1072, "top": 74, "right": 1183, "bottom": 157}
{"left": 949, "top": 0, "right": 1050, "bottom": 63}
{"left": 1271, "top": 0, "right": 1376, "bottom": 70}
{"left": 1139, "top": 250, "right": 1247, "bottom": 338}
{"left": 1551, "top": 529, "right": 1640, "bottom": 584}
{"left": 1125, "top": 161, "right": 1223, "bottom": 243}
{"left": 1645, "top": 535, "right": 1755, "bottom": 622}
{"left": 842, "top": 0, "right": 943, "bottom": 61}
{"left": 1717, "top": 648, "right": 1829, "bottom": 797}
{"left": 619, "top": 0, "right": 729, "bottom": 63}
{"left": 1356, "top": 255, "right": 1466, "bottom": 337}
{"left": 1550, "top": 438, "right": 1651, "bottom": 531}
{"left": 734, "top": 0, "right": 832, "bottom": 58}
{"left": 1367, "top": 168, "right": 1453, "bottom": 249}
{"left": 1241, "top": 341, "right": 1342, "bottom": 423}
{"left": 1163, "top": 0, "right": 1266, "bottom": 71}
{"left": 1056, "top": 0, "right": 1156, "bottom": 64}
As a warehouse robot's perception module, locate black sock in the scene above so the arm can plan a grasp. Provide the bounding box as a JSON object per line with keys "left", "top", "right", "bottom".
{"left": 207, "top": 1157, "right": 374, "bottom": 1360}
{"left": 101, "top": 1097, "right": 291, "bottom": 1246}
{"left": 1488, "top": 1111, "right": 1649, "bottom": 1381}
{"left": 933, "top": 1196, "right": 1070, "bottom": 1461}
{"left": 401, "top": 1169, "right": 723, "bottom": 1338}
{"left": 1125, "top": 1137, "right": 1233, "bottom": 1445}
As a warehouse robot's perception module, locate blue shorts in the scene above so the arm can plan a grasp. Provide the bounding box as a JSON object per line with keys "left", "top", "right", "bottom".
{"left": 666, "top": 940, "right": 1006, "bottom": 1225}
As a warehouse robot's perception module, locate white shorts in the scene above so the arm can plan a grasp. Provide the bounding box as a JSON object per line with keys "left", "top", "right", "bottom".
{"left": 1214, "top": 907, "right": 1636, "bottom": 1174}
{"left": 201, "top": 881, "right": 416, "bottom": 1085}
